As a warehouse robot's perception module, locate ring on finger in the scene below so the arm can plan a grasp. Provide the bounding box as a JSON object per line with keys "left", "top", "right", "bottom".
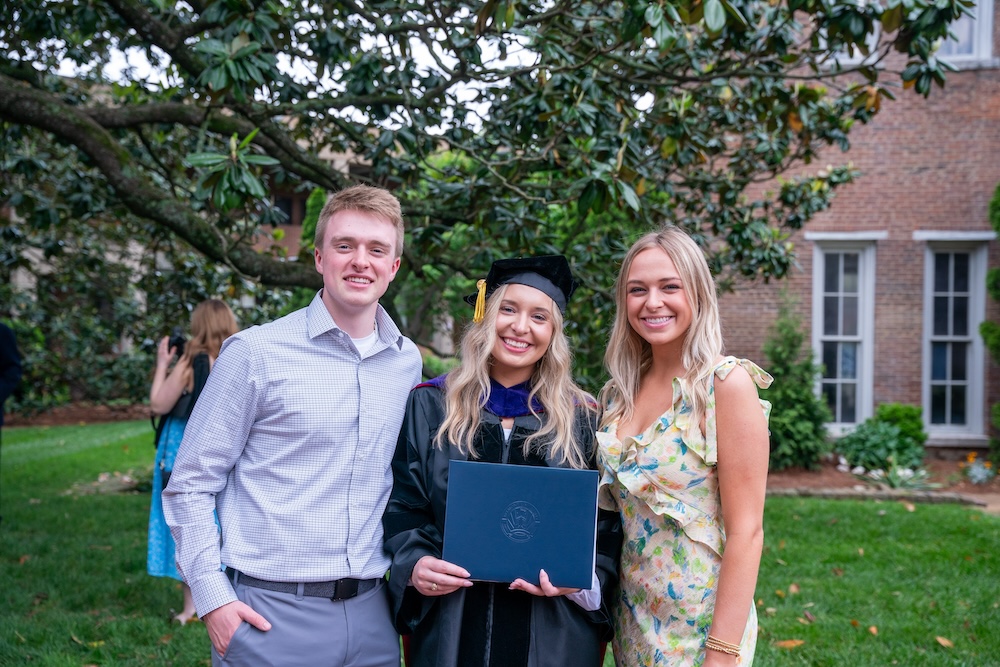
{"left": 431, "top": 582, "right": 438, "bottom": 591}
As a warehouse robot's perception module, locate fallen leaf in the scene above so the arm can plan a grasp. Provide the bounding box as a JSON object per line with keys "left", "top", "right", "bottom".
{"left": 774, "top": 639, "right": 805, "bottom": 649}
{"left": 832, "top": 567, "right": 844, "bottom": 576}
{"left": 71, "top": 635, "right": 85, "bottom": 646}
{"left": 789, "top": 583, "right": 800, "bottom": 595}
{"left": 858, "top": 548, "right": 864, "bottom": 557}
{"left": 776, "top": 558, "right": 787, "bottom": 566}
{"left": 765, "top": 607, "right": 777, "bottom": 617}
{"left": 828, "top": 517, "right": 839, "bottom": 525}
{"left": 877, "top": 509, "right": 887, "bottom": 516}
{"left": 804, "top": 610, "right": 817, "bottom": 622}
{"left": 902, "top": 502, "right": 916, "bottom": 512}
{"left": 803, "top": 602, "right": 815, "bottom": 608}
{"left": 797, "top": 617, "right": 810, "bottom": 625}
{"left": 19, "top": 555, "right": 30, "bottom": 565}
{"left": 869, "top": 626, "right": 878, "bottom": 635}
{"left": 936, "top": 636, "right": 954, "bottom": 648}
{"left": 850, "top": 619, "right": 860, "bottom": 628}
{"left": 775, "top": 589, "right": 786, "bottom": 599}
{"left": 87, "top": 641, "right": 105, "bottom": 648}
{"left": 779, "top": 539, "right": 786, "bottom": 549}
{"left": 159, "top": 634, "right": 174, "bottom": 644}
{"left": 14, "top": 631, "right": 26, "bottom": 643}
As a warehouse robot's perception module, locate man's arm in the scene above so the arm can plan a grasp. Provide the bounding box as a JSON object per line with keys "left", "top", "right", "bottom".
{"left": 162, "top": 336, "right": 258, "bottom": 616}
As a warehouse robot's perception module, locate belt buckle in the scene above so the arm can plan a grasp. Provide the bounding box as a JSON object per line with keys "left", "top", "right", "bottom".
{"left": 332, "top": 578, "right": 358, "bottom": 601}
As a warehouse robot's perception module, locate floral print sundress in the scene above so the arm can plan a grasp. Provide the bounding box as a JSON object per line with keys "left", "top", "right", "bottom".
{"left": 597, "top": 357, "right": 772, "bottom": 667}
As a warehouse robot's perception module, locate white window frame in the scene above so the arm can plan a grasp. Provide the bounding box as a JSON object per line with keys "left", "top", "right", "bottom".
{"left": 937, "top": 0, "right": 997, "bottom": 69}
{"left": 807, "top": 232, "right": 882, "bottom": 435}
{"left": 917, "top": 232, "right": 994, "bottom": 445}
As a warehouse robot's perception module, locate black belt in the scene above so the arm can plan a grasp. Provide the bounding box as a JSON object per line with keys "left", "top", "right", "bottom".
{"left": 226, "top": 568, "right": 379, "bottom": 601}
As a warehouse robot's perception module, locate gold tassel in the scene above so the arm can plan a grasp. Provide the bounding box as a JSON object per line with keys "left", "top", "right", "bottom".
{"left": 473, "top": 279, "right": 487, "bottom": 323}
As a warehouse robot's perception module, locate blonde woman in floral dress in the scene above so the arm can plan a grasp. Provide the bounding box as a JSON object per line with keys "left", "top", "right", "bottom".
{"left": 597, "top": 227, "right": 772, "bottom": 667}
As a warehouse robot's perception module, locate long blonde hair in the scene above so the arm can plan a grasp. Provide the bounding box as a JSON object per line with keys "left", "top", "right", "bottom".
{"left": 181, "top": 299, "right": 238, "bottom": 364}
{"left": 436, "top": 284, "right": 595, "bottom": 468}
{"left": 599, "top": 226, "right": 723, "bottom": 433}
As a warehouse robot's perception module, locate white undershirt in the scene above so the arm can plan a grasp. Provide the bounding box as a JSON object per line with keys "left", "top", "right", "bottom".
{"left": 351, "top": 324, "right": 379, "bottom": 356}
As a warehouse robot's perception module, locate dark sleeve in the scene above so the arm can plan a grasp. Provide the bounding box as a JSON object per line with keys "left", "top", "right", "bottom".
{"left": 0, "top": 324, "right": 23, "bottom": 405}
{"left": 382, "top": 386, "right": 447, "bottom": 635}
{"left": 579, "top": 407, "right": 623, "bottom": 640}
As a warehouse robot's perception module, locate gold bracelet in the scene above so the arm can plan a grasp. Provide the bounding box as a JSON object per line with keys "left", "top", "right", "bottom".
{"left": 705, "top": 635, "right": 741, "bottom": 656}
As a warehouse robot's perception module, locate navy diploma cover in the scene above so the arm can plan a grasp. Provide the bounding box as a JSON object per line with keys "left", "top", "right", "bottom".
{"left": 442, "top": 460, "right": 598, "bottom": 589}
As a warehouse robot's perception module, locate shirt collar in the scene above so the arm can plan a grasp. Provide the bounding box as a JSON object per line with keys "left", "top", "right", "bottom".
{"left": 306, "top": 290, "right": 407, "bottom": 350}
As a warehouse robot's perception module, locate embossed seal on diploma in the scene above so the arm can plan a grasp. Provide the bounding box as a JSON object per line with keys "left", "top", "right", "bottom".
{"left": 501, "top": 501, "right": 541, "bottom": 542}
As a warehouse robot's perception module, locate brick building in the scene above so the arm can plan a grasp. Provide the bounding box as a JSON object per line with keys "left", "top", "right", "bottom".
{"left": 720, "top": 2, "right": 1000, "bottom": 450}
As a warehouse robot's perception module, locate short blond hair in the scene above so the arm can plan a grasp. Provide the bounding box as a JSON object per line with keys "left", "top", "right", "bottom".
{"left": 315, "top": 185, "right": 404, "bottom": 257}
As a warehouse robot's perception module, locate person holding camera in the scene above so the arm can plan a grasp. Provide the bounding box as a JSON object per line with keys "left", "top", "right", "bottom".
{"left": 148, "top": 298, "right": 238, "bottom": 625}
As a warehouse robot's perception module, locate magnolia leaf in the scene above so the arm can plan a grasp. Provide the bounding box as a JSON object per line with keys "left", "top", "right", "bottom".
{"left": 869, "top": 626, "right": 878, "bottom": 635}
{"left": 936, "top": 636, "right": 954, "bottom": 648}
{"left": 774, "top": 639, "right": 805, "bottom": 649}
{"left": 704, "top": 0, "right": 726, "bottom": 32}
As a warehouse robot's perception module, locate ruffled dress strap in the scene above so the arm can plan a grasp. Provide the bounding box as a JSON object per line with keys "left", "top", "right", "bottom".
{"left": 699, "top": 356, "right": 773, "bottom": 466}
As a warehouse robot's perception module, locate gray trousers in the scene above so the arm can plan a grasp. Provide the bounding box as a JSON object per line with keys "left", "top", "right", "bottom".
{"left": 213, "top": 578, "right": 399, "bottom": 667}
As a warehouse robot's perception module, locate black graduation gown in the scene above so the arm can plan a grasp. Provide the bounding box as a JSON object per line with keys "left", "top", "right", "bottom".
{"left": 382, "top": 384, "right": 623, "bottom": 667}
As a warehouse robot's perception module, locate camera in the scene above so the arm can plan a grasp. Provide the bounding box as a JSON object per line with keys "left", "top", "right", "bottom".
{"left": 168, "top": 326, "right": 186, "bottom": 357}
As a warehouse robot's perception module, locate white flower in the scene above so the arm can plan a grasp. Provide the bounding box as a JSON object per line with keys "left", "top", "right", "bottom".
{"left": 851, "top": 466, "right": 866, "bottom": 476}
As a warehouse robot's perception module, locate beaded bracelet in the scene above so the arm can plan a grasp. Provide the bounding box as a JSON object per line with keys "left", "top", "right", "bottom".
{"left": 705, "top": 635, "right": 741, "bottom": 656}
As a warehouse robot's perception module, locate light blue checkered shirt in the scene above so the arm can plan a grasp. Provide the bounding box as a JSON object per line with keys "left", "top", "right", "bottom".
{"left": 163, "top": 293, "right": 423, "bottom": 616}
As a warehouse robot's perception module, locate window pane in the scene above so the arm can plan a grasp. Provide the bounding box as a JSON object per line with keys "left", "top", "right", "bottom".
{"left": 952, "top": 342, "right": 967, "bottom": 381}
{"left": 939, "top": 15, "right": 974, "bottom": 56}
{"left": 951, "top": 386, "right": 967, "bottom": 425}
{"left": 934, "top": 253, "right": 950, "bottom": 292}
{"left": 842, "top": 296, "right": 858, "bottom": 336}
{"left": 931, "top": 385, "right": 947, "bottom": 423}
{"left": 842, "top": 254, "right": 859, "bottom": 293}
{"left": 953, "top": 296, "right": 968, "bottom": 336}
{"left": 824, "top": 254, "right": 840, "bottom": 292}
{"left": 933, "top": 296, "right": 949, "bottom": 336}
{"left": 823, "top": 384, "right": 837, "bottom": 419}
{"left": 954, "top": 253, "right": 969, "bottom": 292}
{"left": 824, "top": 297, "right": 839, "bottom": 335}
{"left": 841, "top": 343, "right": 857, "bottom": 379}
{"left": 841, "top": 383, "right": 856, "bottom": 423}
{"left": 823, "top": 343, "right": 838, "bottom": 379}
{"left": 932, "top": 343, "right": 947, "bottom": 380}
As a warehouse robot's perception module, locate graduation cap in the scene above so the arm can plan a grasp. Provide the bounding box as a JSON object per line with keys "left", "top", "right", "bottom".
{"left": 464, "top": 255, "right": 578, "bottom": 323}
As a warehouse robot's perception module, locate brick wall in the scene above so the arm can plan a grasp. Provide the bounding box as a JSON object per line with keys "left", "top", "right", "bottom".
{"left": 720, "top": 7, "right": 1000, "bottom": 445}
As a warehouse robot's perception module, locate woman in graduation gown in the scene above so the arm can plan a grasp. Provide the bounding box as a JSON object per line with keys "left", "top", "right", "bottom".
{"left": 383, "top": 255, "right": 623, "bottom": 667}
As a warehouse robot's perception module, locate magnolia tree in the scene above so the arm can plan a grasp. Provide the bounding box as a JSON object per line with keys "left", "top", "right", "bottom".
{"left": 0, "top": 0, "right": 970, "bottom": 394}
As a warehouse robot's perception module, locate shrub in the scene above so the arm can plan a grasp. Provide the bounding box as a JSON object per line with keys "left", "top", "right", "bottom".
{"left": 874, "top": 403, "right": 927, "bottom": 449}
{"left": 836, "top": 420, "right": 924, "bottom": 472}
{"left": 762, "top": 291, "right": 832, "bottom": 470}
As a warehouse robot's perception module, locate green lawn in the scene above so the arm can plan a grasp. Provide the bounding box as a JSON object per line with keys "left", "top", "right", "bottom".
{"left": 2, "top": 421, "right": 997, "bottom": 666}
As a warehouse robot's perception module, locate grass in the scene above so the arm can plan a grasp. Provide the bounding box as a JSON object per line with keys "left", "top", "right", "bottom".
{"left": 2, "top": 422, "right": 999, "bottom": 666}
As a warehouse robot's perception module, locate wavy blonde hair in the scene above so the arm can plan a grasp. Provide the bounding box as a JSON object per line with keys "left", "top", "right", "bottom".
{"left": 436, "top": 284, "right": 595, "bottom": 468}
{"left": 181, "top": 299, "right": 239, "bottom": 364}
{"left": 599, "top": 226, "right": 723, "bottom": 434}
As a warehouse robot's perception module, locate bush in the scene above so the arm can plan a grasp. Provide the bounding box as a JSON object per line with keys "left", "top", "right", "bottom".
{"left": 836, "top": 420, "right": 924, "bottom": 472}
{"left": 762, "top": 291, "right": 832, "bottom": 470}
{"left": 874, "top": 403, "right": 927, "bottom": 448}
